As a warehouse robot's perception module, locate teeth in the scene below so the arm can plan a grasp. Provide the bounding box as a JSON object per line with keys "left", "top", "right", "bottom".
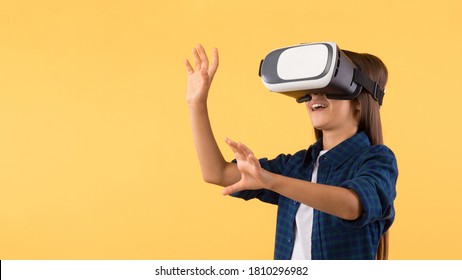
{"left": 312, "top": 103, "right": 327, "bottom": 110}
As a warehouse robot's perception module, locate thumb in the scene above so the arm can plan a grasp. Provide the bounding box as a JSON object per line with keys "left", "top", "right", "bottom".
{"left": 222, "top": 182, "right": 241, "bottom": 196}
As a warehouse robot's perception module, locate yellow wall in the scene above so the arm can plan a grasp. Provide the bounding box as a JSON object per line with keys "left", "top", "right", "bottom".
{"left": 1, "top": 0, "right": 461, "bottom": 259}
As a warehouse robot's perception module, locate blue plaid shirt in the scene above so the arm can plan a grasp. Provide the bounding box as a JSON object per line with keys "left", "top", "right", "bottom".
{"left": 231, "top": 131, "right": 398, "bottom": 260}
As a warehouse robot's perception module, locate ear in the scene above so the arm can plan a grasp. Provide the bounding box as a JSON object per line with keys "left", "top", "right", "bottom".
{"left": 352, "top": 99, "right": 361, "bottom": 112}
{"left": 355, "top": 101, "right": 361, "bottom": 111}
{"left": 352, "top": 99, "right": 361, "bottom": 123}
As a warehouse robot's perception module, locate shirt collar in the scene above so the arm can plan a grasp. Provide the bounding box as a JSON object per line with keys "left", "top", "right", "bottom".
{"left": 304, "top": 131, "right": 371, "bottom": 169}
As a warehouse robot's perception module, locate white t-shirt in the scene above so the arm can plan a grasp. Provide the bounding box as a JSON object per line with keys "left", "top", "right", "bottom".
{"left": 290, "top": 150, "right": 328, "bottom": 260}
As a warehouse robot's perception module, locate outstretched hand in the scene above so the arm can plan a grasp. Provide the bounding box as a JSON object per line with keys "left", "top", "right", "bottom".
{"left": 222, "top": 138, "right": 273, "bottom": 196}
{"left": 185, "top": 44, "right": 219, "bottom": 105}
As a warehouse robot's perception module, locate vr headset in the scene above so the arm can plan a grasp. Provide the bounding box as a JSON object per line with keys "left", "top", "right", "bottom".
{"left": 258, "top": 42, "right": 385, "bottom": 105}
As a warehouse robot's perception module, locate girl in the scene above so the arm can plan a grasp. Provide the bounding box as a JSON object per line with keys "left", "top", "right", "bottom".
{"left": 185, "top": 44, "right": 397, "bottom": 260}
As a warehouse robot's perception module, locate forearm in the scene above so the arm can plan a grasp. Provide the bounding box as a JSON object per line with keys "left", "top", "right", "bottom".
{"left": 268, "top": 172, "right": 363, "bottom": 220}
{"left": 189, "top": 102, "right": 239, "bottom": 186}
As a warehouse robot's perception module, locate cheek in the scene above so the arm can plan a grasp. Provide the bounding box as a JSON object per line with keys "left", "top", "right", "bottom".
{"left": 330, "top": 102, "right": 356, "bottom": 119}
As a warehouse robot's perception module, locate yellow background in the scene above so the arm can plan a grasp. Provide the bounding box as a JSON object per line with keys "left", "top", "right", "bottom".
{"left": 1, "top": 0, "right": 461, "bottom": 259}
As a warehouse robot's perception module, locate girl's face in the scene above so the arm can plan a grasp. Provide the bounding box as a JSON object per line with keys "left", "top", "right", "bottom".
{"left": 305, "top": 93, "right": 360, "bottom": 134}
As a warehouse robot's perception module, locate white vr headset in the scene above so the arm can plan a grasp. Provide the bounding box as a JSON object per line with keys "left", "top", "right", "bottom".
{"left": 259, "top": 42, "right": 385, "bottom": 105}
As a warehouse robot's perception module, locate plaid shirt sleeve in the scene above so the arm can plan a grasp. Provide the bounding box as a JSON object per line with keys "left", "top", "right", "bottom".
{"left": 338, "top": 145, "right": 398, "bottom": 230}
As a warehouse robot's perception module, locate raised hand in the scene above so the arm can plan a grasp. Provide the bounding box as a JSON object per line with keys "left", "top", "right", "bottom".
{"left": 185, "top": 44, "right": 219, "bottom": 105}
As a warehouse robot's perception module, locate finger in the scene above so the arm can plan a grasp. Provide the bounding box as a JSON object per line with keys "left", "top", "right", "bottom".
{"left": 225, "top": 138, "right": 238, "bottom": 154}
{"left": 197, "top": 44, "right": 209, "bottom": 70}
{"left": 225, "top": 138, "right": 242, "bottom": 152}
{"left": 236, "top": 143, "right": 247, "bottom": 158}
{"left": 237, "top": 142, "right": 255, "bottom": 160}
{"left": 239, "top": 142, "right": 254, "bottom": 157}
{"left": 247, "top": 154, "right": 260, "bottom": 165}
{"left": 235, "top": 142, "right": 249, "bottom": 157}
{"left": 225, "top": 138, "right": 246, "bottom": 161}
{"left": 208, "top": 48, "right": 219, "bottom": 79}
{"left": 247, "top": 154, "right": 261, "bottom": 172}
{"left": 222, "top": 182, "right": 241, "bottom": 196}
{"left": 192, "top": 47, "right": 201, "bottom": 72}
{"left": 184, "top": 59, "right": 194, "bottom": 75}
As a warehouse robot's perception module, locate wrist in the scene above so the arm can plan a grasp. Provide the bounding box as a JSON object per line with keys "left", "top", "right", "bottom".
{"left": 186, "top": 90, "right": 208, "bottom": 107}
{"left": 262, "top": 169, "right": 280, "bottom": 191}
{"left": 187, "top": 100, "right": 208, "bottom": 110}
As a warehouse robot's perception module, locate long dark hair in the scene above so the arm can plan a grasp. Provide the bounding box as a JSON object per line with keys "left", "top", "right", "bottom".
{"left": 314, "top": 50, "right": 390, "bottom": 259}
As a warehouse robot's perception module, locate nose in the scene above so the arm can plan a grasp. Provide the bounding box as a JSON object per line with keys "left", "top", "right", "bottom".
{"left": 310, "top": 93, "right": 325, "bottom": 101}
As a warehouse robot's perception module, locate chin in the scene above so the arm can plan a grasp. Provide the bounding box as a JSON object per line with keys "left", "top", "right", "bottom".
{"left": 310, "top": 121, "right": 327, "bottom": 130}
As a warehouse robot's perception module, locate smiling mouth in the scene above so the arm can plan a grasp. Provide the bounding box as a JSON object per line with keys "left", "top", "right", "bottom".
{"left": 311, "top": 103, "right": 328, "bottom": 111}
